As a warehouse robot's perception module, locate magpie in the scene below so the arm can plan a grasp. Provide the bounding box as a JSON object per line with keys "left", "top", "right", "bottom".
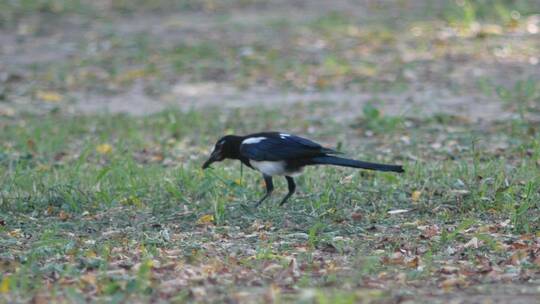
{"left": 202, "top": 132, "right": 404, "bottom": 207}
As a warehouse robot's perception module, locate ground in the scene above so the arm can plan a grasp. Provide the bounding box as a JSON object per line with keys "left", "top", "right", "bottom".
{"left": 0, "top": 0, "right": 539, "bottom": 303}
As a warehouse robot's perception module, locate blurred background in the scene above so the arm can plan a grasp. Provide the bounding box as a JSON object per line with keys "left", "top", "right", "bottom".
{"left": 2, "top": 2, "right": 540, "bottom": 302}
{"left": 1, "top": 0, "right": 538, "bottom": 120}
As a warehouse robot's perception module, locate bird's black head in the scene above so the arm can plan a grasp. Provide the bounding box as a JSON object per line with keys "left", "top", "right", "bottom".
{"left": 202, "top": 135, "right": 243, "bottom": 169}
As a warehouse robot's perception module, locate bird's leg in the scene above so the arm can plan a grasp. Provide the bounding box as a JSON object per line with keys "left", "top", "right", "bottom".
{"left": 279, "top": 176, "right": 296, "bottom": 206}
{"left": 254, "top": 175, "right": 274, "bottom": 208}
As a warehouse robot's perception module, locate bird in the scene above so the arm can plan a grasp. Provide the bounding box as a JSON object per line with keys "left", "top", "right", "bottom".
{"left": 202, "top": 132, "right": 404, "bottom": 207}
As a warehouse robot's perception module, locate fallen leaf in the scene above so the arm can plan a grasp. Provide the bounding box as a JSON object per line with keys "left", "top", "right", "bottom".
{"left": 0, "top": 106, "right": 15, "bottom": 117}
{"left": 381, "top": 252, "right": 405, "bottom": 265}
{"left": 418, "top": 224, "right": 440, "bottom": 239}
{"left": 263, "top": 263, "right": 283, "bottom": 274}
{"left": 197, "top": 214, "right": 214, "bottom": 225}
{"left": 27, "top": 139, "right": 36, "bottom": 151}
{"left": 0, "top": 275, "right": 10, "bottom": 293}
{"left": 464, "top": 237, "right": 480, "bottom": 249}
{"left": 509, "top": 250, "right": 528, "bottom": 265}
{"left": 439, "top": 276, "right": 466, "bottom": 289}
{"left": 80, "top": 273, "right": 97, "bottom": 286}
{"left": 264, "top": 284, "right": 280, "bottom": 304}
{"left": 411, "top": 190, "right": 422, "bottom": 203}
{"left": 96, "top": 144, "right": 113, "bottom": 154}
{"left": 388, "top": 209, "right": 410, "bottom": 215}
{"left": 115, "top": 69, "right": 146, "bottom": 83}
{"left": 58, "top": 211, "right": 70, "bottom": 221}
{"left": 340, "top": 174, "right": 354, "bottom": 184}
{"left": 286, "top": 258, "right": 300, "bottom": 278}
{"left": 36, "top": 90, "right": 63, "bottom": 103}
{"left": 406, "top": 256, "right": 420, "bottom": 268}
{"left": 510, "top": 240, "right": 528, "bottom": 249}
{"left": 439, "top": 265, "right": 459, "bottom": 274}
{"left": 351, "top": 212, "right": 363, "bottom": 221}
{"left": 8, "top": 229, "right": 21, "bottom": 238}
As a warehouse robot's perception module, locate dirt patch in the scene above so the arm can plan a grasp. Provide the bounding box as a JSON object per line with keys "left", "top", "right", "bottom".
{"left": 64, "top": 81, "right": 509, "bottom": 123}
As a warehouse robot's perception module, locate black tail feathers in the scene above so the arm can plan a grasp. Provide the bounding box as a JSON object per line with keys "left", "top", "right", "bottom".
{"left": 311, "top": 156, "right": 404, "bottom": 173}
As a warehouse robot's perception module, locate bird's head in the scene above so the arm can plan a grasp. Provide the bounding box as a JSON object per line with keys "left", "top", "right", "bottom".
{"left": 202, "top": 135, "right": 242, "bottom": 169}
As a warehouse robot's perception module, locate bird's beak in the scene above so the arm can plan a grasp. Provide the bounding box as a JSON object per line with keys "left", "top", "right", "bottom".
{"left": 202, "top": 151, "right": 220, "bottom": 169}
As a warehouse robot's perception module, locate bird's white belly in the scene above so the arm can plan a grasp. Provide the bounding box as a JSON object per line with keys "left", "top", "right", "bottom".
{"left": 249, "top": 160, "right": 303, "bottom": 176}
{"left": 249, "top": 160, "right": 287, "bottom": 176}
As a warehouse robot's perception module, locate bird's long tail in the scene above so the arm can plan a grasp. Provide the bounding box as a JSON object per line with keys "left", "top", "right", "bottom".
{"left": 310, "top": 156, "right": 404, "bottom": 173}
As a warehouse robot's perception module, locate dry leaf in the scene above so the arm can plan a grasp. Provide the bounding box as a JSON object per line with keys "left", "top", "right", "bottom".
{"left": 80, "top": 273, "right": 97, "bottom": 286}
{"left": 197, "top": 214, "right": 214, "bottom": 225}
{"left": 439, "top": 265, "right": 459, "bottom": 274}
{"left": 96, "top": 144, "right": 113, "bottom": 154}
{"left": 406, "top": 256, "right": 420, "bottom": 268}
{"left": 58, "top": 210, "right": 70, "bottom": 221}
{"left": 36, "top": 90, "right": 63, "bottom": 103}
{"left": 0, "top": 275, "right": 10, "bottom": 293}
{"left": 351, "top": 212, "right": 363, "bottom": 221}
{"left": 340, "top": 174, "right": 354, "bottom": 184}
{"left": 411, "top": 190, "right": 422, "bottom": 203}
{"left": 8, "top": 229, "right": 21, "bottom": 238}
{"left": 0, "top": 106, "right": 15, "bottom": 117}
{"left": 381, "top": 252, "right": 405, "bottom": 265}
{"left": 287, "top": 258, "right": 300, "bottom": 278}
{"left": 263, "top": 263, "right": 283, "bottom": 274}
{"left": 510, "top": 241, "right": 528, "bottom": 250}
{"left": 264, "top": 284, "right": 280, "bottom": 304}
{"left": 439, "top": 276, "right": 466, "bottom": 289}
{"left": 418, "top": 224, "right": 440, "bottom": 239}
{"left": 464, "top": 237, "right": 480, "bottom": 249}
{"left": 388, "top": 209, "right": 410, "bottom": 215}
{"left": 509, "top": 250, "right": 528, "bottom": 265}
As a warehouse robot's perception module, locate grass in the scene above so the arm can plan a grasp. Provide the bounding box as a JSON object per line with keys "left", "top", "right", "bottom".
{"left": 1, "top": 0, "right": 539, "bottom": 302}
{"left": 1, "top": 105, "right": 539, "bottom": 302}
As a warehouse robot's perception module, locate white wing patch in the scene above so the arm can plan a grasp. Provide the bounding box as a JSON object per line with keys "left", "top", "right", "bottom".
{"left": 242, "top": 137, "right": 266, "bottom": 145}
{"left": 279, "top": 133, "right": 290, "bottom": 139}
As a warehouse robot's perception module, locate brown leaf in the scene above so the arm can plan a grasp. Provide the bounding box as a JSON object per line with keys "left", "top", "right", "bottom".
{"left": 509, "top": 250, "right": 528, "bottom": 265}
{"left": 27, "top": 139, "right": 36, "bottom": 151}
{"left": 54, "top": 152, "right": 68, "bottom": 162}
{"left": 263, "top": 284, "right": 280, "bottom": 304}
{"left": 30, "top": 293, "right": 50, "bottom": 304}
{"left": 510, "top": 240, "right": 529, "bottom": 250}
{"left": 351, "top": 212, "right": 363, "bottom": 221}
{"left": 406, "top": 256, "right": 420, "bottom": 269}
{"left": 80, "top": 273, "right": 97, "bottom": 286}
{"left": 418, "top": 225, "right": 440, "bottom": 239}
{"left": 58, "top": 211, "right": 70, "bottom": 221}
{"left": 439, "top": 265, "right": 459, "bottom": 274}
{"left": 439, "top": 276, "right": 466, "bottom": 289}
{"left": 381, "top": 252, "right": 405, "bottom": 265}
{"left": 263, "top": 263, "right": 283, "bottom": 274}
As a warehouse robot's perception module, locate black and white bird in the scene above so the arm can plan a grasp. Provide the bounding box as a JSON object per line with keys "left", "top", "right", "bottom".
{"left": 202, "top": 132, "right": 404, "bottom": 207}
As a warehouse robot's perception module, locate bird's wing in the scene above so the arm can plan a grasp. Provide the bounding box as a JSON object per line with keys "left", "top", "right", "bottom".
{"left": 240, "top": 134, "right": 337, "bottom": 161}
